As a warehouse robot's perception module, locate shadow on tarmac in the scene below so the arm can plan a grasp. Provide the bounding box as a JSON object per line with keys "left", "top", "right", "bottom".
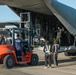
{"left": 59, "top": 57, "right": 76, "bottom": 63}
{"left": 11, "top": 56, "right": 76, "bottom": 69}
{"left": 57, "top": 57, "right": 76, "bottom": 68}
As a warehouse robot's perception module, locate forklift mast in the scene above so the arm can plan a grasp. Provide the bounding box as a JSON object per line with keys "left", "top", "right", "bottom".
{"left": 20, "top": 12, "right": 33, "bottom": 48}
{"left": 11, "top": 12, "right": 33, "bottom": 50}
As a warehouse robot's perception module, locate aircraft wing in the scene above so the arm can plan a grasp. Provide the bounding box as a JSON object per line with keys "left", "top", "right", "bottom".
{"left": 0, "top": 0, "right": 53, "bottom": 15}
{"left": 0, "top": 21, "right": 19, "bottom": 28}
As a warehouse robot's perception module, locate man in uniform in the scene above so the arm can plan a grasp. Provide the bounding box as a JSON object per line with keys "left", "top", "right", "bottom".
{"left": 43, "top": 40, "right": 53, "bottom": 68}
{"left": 15, "top": 34, "right": 22, "bottom": 62}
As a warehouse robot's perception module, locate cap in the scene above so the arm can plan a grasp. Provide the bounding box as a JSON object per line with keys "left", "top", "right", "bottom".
{"left": 17, "top": 34, "right": 20, "bottom": 37}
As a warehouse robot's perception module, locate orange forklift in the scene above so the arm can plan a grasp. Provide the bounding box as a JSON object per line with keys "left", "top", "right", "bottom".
{"left": 0, "top": 28, "right": 39, "bottom": 68}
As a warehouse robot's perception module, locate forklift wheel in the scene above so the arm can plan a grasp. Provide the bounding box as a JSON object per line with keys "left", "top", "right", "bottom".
{"left": 3, "top": 55, "right": 15, "bottom": 69}
{"left": 30, "top": 54, "right": 38, "bottom": 66}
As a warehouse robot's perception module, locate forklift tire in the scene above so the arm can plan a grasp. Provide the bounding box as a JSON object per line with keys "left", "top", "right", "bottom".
{"left": 28, "top": 54, "right": 38, "bottom": 66}
{"left": 3, "top": 55, "right": 15, "bottom": 69}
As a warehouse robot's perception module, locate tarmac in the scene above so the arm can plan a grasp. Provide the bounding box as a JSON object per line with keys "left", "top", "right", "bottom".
{"left": 0, "top": 48, "right": 76, "bottom": 75}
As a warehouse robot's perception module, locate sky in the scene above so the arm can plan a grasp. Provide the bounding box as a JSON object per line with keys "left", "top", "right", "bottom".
{"left": 0, "top": 5, "right": 20, "bottom": 22}
{"left": 57, "top": 0, "right": 76, "bottom": 9}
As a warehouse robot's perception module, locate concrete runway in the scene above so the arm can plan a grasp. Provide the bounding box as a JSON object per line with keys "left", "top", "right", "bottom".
{"left": 0, "top": 48, "right": 76, "bottom": 75}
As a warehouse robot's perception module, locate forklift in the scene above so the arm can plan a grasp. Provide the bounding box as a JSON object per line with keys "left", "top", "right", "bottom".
{"left": 0, "top": 28, "right": 38, "bottom": 68}
{"left": 0, "top": 12, "right": 39, "bottom": 68}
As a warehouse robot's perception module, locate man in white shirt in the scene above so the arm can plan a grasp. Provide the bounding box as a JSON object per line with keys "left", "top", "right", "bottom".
{"left": 52, "top": 40, "right": 60, "bottom": 66}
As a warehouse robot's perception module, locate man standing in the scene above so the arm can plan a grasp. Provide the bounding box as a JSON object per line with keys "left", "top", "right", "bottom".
{"left": 52, "top": 40, "right": 60, "bottom": 66}
{"left": 43, "top": 40, "right": 53, "bottom": 68}
{"left": 15, "top": 34, "right": 22, "bottom": 62}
